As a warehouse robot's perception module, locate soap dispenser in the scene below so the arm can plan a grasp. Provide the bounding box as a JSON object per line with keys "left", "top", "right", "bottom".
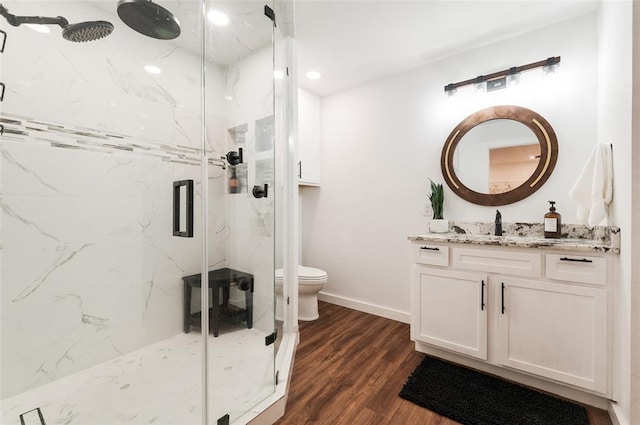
{"left": 544, "top": 201, "right": 562, "bottom": 239}
{"left": 228, "top": 167, "right": 240, "bottom": 194}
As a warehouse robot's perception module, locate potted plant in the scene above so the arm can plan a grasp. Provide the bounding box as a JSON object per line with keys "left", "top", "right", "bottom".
{"left": 428, "top": 179, "right": 449, "bottom": 233}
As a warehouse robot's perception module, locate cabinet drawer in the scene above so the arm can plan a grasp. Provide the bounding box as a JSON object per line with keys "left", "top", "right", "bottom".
{"left": 452, "top": 247, "right": 541, "bottom": 277}
{"left": 415, "top": 244, "right": 449, "bottom": 267}
{"left": 545, "top": 254, "right": 607, "bottom": 285}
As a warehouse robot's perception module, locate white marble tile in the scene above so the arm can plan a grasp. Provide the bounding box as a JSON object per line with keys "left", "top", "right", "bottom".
{"left": 1, "top": 330, "right": 274, "bottom": 425}
{"left": 1, "top": 0, "right": 278, "bottom": 416}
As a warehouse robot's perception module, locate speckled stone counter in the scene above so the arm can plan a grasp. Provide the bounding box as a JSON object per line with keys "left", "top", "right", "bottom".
{"left": 408, "top": 222, "right": 620, "bottom": 254}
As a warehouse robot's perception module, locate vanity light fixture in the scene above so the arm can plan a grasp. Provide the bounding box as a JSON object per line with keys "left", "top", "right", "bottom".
{"left": 444, "top": 56, "right": 560, "bottom": 93}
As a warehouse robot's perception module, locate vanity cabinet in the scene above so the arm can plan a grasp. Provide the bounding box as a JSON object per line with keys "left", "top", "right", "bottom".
{"left": 412, "top": 267, "right": 487, "bottom": 360}
{"left": 498, "top": 277, "right": 607, "bottom": 393}
{"left": 297, "top": 89, "right": 321, "bottom": 186}
{"left": 411, "top": 242, "right": 610, "bottom": 396}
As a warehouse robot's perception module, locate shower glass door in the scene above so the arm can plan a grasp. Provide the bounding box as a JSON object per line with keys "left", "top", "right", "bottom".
{"left": 203, "top": 1, "right": 277, "bottom": 422}
{"left": 0, "top": 1, "right": 208, "bottom": 424}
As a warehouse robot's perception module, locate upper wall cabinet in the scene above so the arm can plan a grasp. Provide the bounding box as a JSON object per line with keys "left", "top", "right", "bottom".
{"left": 298, "top": 89, "right": 321, "bottom": 186}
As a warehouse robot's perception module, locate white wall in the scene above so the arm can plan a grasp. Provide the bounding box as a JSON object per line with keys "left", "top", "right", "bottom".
{"left": 301, "top": 12, "right": 599, "bottom": 322}
{"left": 596, "top": 2, "right": 634, "bottom": 424}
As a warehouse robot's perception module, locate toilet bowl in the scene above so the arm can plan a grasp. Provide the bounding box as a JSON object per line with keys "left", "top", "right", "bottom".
{"left": 275, "top": 266, "right": 328, "bottom": 321}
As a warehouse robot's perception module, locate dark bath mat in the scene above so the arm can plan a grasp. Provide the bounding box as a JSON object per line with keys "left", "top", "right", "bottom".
{"left": 399, "top": 355, "right": 589, "bottom": 425}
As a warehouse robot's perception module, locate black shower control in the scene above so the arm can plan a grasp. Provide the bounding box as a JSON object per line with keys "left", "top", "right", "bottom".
{"left": 226, "top": 148, "right": 243, "bottom": 165}
{"left": 252, "top": 184, "right": 268, "bottom": 199}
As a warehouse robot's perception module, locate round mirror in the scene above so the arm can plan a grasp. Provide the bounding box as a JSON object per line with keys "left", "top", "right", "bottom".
{"left": 441, "top": 105, "right": 558, "bottom": 206}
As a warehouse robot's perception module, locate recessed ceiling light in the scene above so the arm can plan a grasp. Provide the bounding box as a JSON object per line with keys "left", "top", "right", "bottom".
{"left": 144, "top": 65, "right": 162, "bottom": 75}
{"left": 306, "top": 71, "right": 321, "bottom": 80}
{"left": 25, "top": 24, "right": 50, "bottom": 34}
{"left": 208, "top": 10, "right": 229, "bottom": 26}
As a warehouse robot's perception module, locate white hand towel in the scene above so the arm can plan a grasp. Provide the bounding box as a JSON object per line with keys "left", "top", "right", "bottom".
{"left": 569, "top": 143, "right": 613, "bottom": 227}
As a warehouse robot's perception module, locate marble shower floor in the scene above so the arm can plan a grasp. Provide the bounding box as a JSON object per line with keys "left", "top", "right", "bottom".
{"left": 1, "top": 329, "right": 275, "bottom": 425}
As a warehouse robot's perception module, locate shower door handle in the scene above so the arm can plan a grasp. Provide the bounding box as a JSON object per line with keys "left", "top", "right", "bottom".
{"left": 173, "top": 180, "right": 193, "bottom": 237}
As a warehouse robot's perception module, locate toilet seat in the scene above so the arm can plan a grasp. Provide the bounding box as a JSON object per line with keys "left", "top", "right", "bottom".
{"left": 276, "top": 266, "right": 328, "bottom": 283}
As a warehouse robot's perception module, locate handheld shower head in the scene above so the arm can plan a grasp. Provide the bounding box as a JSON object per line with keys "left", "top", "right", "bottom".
{"left": 62, "top": 21, "right": 113, "bottom": 42}
{"left": 0, "top": 4, "right": 113, "bottom": 42}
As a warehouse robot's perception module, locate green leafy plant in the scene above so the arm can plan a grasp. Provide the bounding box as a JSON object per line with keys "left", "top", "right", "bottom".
{"left": 428, "top": 179, "right": 444, "bottom": 219}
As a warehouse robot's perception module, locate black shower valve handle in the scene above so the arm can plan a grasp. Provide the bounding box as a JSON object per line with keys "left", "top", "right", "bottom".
{"left": 226, "top": 147, "right": 243, "bottom": 166}
{"left": 252, "top": 184, "right": 268, "bottom": 199}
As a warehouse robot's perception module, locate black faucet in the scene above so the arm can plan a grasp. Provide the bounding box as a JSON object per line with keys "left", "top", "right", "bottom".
{"left": 495, "top": 210, "right": 503, "bottom": 236}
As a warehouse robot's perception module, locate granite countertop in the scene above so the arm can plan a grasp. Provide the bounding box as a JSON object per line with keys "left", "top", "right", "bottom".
{"left": 408, "top": 222, "right": 620, "bottom": 254}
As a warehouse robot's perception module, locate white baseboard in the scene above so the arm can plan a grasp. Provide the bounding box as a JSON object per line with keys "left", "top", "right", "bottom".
{"left": 609, "top": 400, "right": 629, "bottom": 425}
{"left": 318, "top": 291, "right": 411, "bottom": 324}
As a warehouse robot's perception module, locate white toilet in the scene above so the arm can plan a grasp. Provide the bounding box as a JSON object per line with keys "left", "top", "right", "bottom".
{"left": 275, "top": 266, "right": 328, "bottom": 321}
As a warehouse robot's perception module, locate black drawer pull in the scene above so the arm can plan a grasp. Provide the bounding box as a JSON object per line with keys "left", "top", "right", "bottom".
{"left": 560, "top": 257, "right": 593, "bottom": 263}
{"left": 420, "top": 246, "right": 440, "bottom": 251}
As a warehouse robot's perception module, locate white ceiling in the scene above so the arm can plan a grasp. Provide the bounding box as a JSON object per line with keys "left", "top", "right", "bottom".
{"left": 82, "top": 0, "right": 599, "bottom": 98}
{"left": 295, "top": 0, "right": 599, "bottom": 97}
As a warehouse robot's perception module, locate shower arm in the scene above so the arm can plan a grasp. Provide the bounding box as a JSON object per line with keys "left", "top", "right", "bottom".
{"left": 0, "top": 4, "right": 69, "bottom": 28}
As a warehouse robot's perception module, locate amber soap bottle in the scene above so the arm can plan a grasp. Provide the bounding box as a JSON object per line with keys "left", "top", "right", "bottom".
{"left": 544, "top": 201, "right": 562, "bottom": 239}
{"left": 228, "top": 168, "right": 240, "bottom": 194}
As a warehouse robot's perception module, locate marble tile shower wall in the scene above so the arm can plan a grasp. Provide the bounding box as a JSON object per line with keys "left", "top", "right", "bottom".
{"left": 0, "top": 3, "right": 277, "bottom": 399}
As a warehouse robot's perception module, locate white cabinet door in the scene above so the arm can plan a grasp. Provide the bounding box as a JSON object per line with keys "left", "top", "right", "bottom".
{"left": 297, "top": 89, "right": 321, "bottom": 186}
{"left": 498, "top": 277, "right": 607, "bottom": 393}
{"left": 412, "top": 267, "right": 488, "bottom": 360}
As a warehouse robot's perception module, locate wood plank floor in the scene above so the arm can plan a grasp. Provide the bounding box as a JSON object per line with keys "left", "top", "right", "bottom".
{"left": 275, "top": 302, "right": 612, "bottom": 425}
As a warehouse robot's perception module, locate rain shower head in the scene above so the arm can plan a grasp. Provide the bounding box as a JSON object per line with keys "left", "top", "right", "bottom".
{"left": 117, "top": 0, "right": 180, "bottom": 40}
{"left": 0, "top": 4, "right": 113, "bottom": 42}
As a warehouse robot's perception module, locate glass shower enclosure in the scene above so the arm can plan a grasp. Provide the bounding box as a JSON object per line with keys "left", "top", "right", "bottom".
{"left": 0, "top": 1, "right": 287, "bottom": 423}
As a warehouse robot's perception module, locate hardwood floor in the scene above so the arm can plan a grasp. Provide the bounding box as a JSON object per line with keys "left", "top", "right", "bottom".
{"left": 275, "top": 302, "right": 612, "bottom": 425}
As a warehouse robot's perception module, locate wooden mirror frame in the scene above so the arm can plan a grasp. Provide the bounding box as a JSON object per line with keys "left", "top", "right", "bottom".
{"left": 441, "top": 105, "right": 558, "bottom": 206}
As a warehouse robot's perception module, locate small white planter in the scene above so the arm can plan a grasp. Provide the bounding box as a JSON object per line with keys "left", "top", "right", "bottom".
{"left": 429, "top": 219, "right": 449, "bottom": 233}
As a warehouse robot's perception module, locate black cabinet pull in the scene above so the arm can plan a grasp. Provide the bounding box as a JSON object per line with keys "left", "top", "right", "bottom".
{"left": 501, "top": 282, "right": 505, "bottom": 314}
{"left": 481, "top": 280, "right": 485, "bottom": 311}
{"left": 298, "top": 160, "right": 302, "bottom": 179}
{"left": 173, "top": 180, "right": 194, "bottom": 237}
{"left": 420, "top": 246, "right": 440, "bottom": 251}
{"left": 0, "top": 30, "right": 6, "bottom": 53}
{"left": 0, "top": 82, "right": 5, "bottom": 102}
{"left": 560, "top": 257, "right": 593, "bottom": 263}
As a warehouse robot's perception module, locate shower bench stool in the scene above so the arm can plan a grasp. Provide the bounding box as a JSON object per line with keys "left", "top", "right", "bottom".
{"left": 182, "top": 267, "right": 254, "bottom": 337}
